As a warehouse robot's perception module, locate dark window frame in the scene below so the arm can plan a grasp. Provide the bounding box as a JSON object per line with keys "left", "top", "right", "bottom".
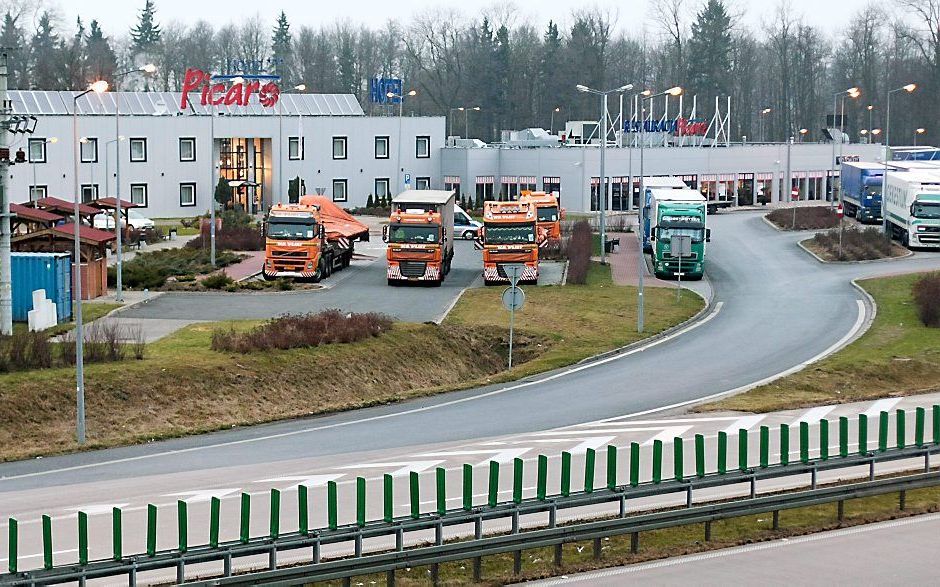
{"left": 416, "top": 176, "right": 431, "bottom": 190}
{"left": 415, "top": 135, "right": 431, "bottom": 159}
{"left": 80, "top": 184, "right": 99, "bottom": 203}
{"left": 28, "top": 138, "right": 48, "bottom": 163}
{"left": 374, "top": 177, "right": 390, "bottom": 198}
{"left": 179, "top": 182, "right": 197, "bottom": 207}
{"left": 130, "top": 182, "right": 149, "bottom": 207}
{"left": 179, "top": 137, "right": 196, "bottom": 162}
{"left": 332, "top": 136, "right": 348, "bottom": 160}
{"left": 80, "top": 138, "right": 98, "bottom": 163}
{"left": 332, "top": 178, "right": 348, "bottom": 202}
{"left": 374, "top": 135, "right": 390, "bottom": 159}
{"left": 288, "top": 136, "right": 304, "bottom": 161}
{"left": 129, "top": 137, "right": 148, "bottom": 162}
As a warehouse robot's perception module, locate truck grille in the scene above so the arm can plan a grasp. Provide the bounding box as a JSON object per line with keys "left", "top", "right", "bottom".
{"left": 921, "top": 226, "right": 940, "bottom": 233}
{"left": 668, "top": 251, "right": 698, "bottom": 260}
{"left": 272, "top": 250, "right": 308, "bottom": 258}
{"left": 400, "top": 261, "right": 427, "bottom": 277}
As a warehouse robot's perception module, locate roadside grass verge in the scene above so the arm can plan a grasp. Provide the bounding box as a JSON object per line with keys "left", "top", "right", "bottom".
{"left": 11, "top": 302, "right": 122, "bottom": 337}
{"left": 701, "top": 272, "right": 940, "bottom": 413}
{"left": 0, "top": 264, "right": 702, "bottom": 461}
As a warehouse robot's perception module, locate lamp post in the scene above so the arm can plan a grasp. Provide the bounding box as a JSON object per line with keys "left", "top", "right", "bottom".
{"left": 104, "top": 136, "right": 125, "bottom": 201}
{"left": 829, "top": 86, "right": 859, "bottom": 207}
{"left": 860, "top": 129, "right": 869, "bottom": 143}
{"left": 915, "top": 128, "right": 926, "bottom": 146}
{"left": 30, "top": 137, "right": 58, "bottom": 200}
{"left": 883, "top": 83, "right": 917, "bottom": 231}
{"left": 463, "top": 106, "right": 480, "bottom": 138}
{"left": 866, "top": 105, "right": 874, "bottom": 142}
{"left": 550, "top": 107, "right": 561, "bottom": 135}
{"left": 278, "top": 83, "right": 306, "bottom": 206}
{"left": 638, "top": 86, "right": 683, "bottom": 333}
{"left": 798, "top": 128, "right": 808, "bottom": 143}
{"left": 387, "top": 89, "right": 417, "bottom": 193}
{"left": 72, "top": 80, "right": 109, "bottom": 445}
{"left": 758, "top": 108, "right": 771, "bottom": 142}
{"left": 577, "top": 82, "right": 634, "bottom": 266}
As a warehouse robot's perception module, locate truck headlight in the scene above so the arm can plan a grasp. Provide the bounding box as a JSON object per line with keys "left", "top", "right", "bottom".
{"left": 306, "top": 261, "right": 315, "bottom": 269}
{"left": 918, "top": 226, "right": 927, "bottom": 232}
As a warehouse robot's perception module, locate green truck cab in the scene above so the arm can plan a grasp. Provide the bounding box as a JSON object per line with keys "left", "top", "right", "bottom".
{"left": 647, "top": 188, "right": 709, "bottom": 280}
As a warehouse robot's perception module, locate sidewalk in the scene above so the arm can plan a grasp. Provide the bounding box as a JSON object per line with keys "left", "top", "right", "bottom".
{"left": 223, "top": 251, "right": 265, "bottom": 282}
{"left": 605, "top": 228, "right": 673, "bottom": 287}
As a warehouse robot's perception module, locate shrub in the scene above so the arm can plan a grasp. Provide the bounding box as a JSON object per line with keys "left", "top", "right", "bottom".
{"left": 110, "top": 248, "right": 242, "bottom": 289}
{"left": 812, "top": 227, "right": 894, "bottom": 261}
{"left": 566, "top": 220, "right": 593, "bottom": 285}
{"left": 767, "top": 206, "right": 839, "bottom": 230}
{"left": 201, "top": 272, "right": 234, "bottom": 289}
{"left": 276, "top": 278, "right": 293, "bottom": 291}
{"left": 913, "top": 274, "right": 940, "bottom": 327}
{"left": 187, "top": 224, "right": 264, "bottom": 251}
{"left": 211, "top": 310, "right": 393, "bottom": 353}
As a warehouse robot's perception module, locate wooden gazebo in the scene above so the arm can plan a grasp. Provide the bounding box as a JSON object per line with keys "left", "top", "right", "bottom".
{"left": 12, "top": 223, "right": 116, "bottom": 299}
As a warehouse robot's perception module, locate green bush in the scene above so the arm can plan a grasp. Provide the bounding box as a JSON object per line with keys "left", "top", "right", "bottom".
{"left": 110, "top": 248, "right": 242, "bottom": 289}
{"left": 276, "top": 278, "right": 293, "bottom": 291}
{"left": 201, "top": 273, "right": 234, "bottom": 289}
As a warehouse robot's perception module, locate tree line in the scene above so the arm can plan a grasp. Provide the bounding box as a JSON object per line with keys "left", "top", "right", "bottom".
{"left": 0, "top": 0, "right": 936, "bottom": 146}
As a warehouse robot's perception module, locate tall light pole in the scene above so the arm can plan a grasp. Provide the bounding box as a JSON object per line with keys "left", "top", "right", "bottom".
{"left": 883, "top": 83, "right": 917, "bottom": 231}
{"left": 577, "top": 82, "right": 634, "bottom": 265}
{"left": 838, "top": 88, "right": 861, "bottom": 179}
{"left": 279, "top": 83, "right": 306, "bottom": 206}
{"left": 550, "top": 107, "right": 561, "bottom": 135}
{"left": 638, "top": 86, "right": 682, "bottom": 333}
{"left": 867, "top": 104, "right": 874, "bottom": 142}
{"left": 758, "top": 108, "right": 771, "bottom": 142}
{"left": 915, "top": 128, "right": 926, "bottom": 146}
{"left": 30, "top": 137, "right": 58, "bottom": 199}
{"left": 73, "top": 79, "right": 109, "bottom": 445}
{"left": 463, "top": 106, "right": 480, "bottom": 138}
{"left": 387, "top": 89, "right": 417, "bottom": 192}
{"left": 104, "top": 136, "right": 125, "bottom": 201}
{"left": 829, "top": 86, "right": 859, "bottom": 207}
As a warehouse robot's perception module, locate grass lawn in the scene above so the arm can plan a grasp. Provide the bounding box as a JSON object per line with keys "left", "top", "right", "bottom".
{"left": 702, "top": 272, "right": 940, "bottom": 412}
{"left": 11, "top": 302, "right": 122, "bottom": 336}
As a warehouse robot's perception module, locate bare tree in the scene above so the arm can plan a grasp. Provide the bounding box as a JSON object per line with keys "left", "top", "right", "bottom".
{"left": 651, "top": 0, "right": 687, "bottom": 84}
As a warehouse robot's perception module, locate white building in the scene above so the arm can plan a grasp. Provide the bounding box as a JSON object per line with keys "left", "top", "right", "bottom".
{"left": 9, "top": 90, "right": 445, "bottom": 218}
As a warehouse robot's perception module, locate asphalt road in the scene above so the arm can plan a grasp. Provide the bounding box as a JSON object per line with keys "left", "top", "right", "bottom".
{"left": 530, "top": 513, "right": 940, "bottom": 586}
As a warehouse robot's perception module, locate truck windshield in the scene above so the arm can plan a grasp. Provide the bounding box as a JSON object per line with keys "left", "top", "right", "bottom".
{"left": 537, "top": 206, "right": 559, "bottom": 222}
{"left": 486, "top": 223, "right": 536, "bottom": 244}
{"left": 659, "top": 227, "right": 705, "bottom": 243}
{"left": 389, "top": 224, "right": 440, "bottom": 244}
{"left": 267, "top": 220, "right": 316, "bottom": 239}
{"left": 912, "top": 201, "right": 940, "bottom": 219}
{"left": 864, "top": 188, "right": 881, "bottom": 200}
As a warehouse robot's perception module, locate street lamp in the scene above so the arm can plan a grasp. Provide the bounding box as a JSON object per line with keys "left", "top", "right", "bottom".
{"left": 883, "top": 83, "right": 916, "bottom": 228}
{"left": 550, "top": 107, "right": 561, "bottom": 135}
{"left": 915, "top": 128, "right": 926, "bottom": 146}
{"left": 577, "top": 82, "right": 634, "bottom": 266}
{"left": 759, "top": 108, "right": 772, "bottom": 142}
{"left": 860, "top": 129, "right": 869, "bottom": 142}
{"left": 104, "top": 135, "right": 126, "bottom": 203}
{"left": 866, "top": 104, "right": 874, "bottom": 142}
{"left": 30, "top": 137, "right": 57, "bottom": 200}
{"left": 387, "top": 89, "right": 417, "bottom": 192}
{"left": 829, "top": 86, "right": 859, "bottom": 207}
{"left": 638, "top": 86, "right": 682, "bottom": 333}
{"left": 798, "top": 128, "right": 809, "bottom": 143}
{"left": 72, "top": 79, "right": 108, "bottom": 445}
{"left": 463, "top": 106, "right": 480, "bottom": 138}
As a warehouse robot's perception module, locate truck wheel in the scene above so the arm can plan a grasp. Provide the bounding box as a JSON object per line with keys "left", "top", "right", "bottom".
{"left": 902, "top": 232, "right": 910, "bottom": 248}
{"left": 432, "top": 278, "right": 443, "bottom": 287}
{"left": 343, "top": 252, "right": 351, "bottom": 268}
{"left": 311, "top": 262, "right": 324, "bottom": 283}
{"left": 387, "top": 279, "right": 398, "bottom": 287}
{"left": 463, "top": 230, "right": 475, "bottom": 240}
{"left": 324, "top": 255, "right": 333, "bottom": 277}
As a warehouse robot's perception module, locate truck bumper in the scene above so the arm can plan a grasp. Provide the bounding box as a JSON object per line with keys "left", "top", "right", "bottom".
{"left": 483, "top": 264, "right": 538, "bottom": 283}
{"left": 387, "top": 263, "right": 442, "bottom": 281}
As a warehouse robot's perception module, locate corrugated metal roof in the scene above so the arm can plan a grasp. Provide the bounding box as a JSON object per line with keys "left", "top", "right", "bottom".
{"left": 8, "top": 90, "right": 365, "bottom": 117}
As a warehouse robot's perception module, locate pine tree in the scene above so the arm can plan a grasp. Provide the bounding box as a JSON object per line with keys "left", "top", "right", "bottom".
{"left": 0, "top": 13, "right": 28, "bottom": 88}
{"left": 686, "top": 0, "right": 733, "bottom": 100}
{"left": 30, "top": 12, "right": 64, "bottom": 89}
{"left": 86, "top": 20, "right": 117, "bottom": 86}
{"left": 131, "top": 0, "right": 162, "bottom": 54}
{"left": 366, "top": 194, "right": 374, "bottom": 208}
{"left": 538, "top": 21, "right": 561, "bottom": 125}
{"left": 270, "top": 11, "right": 293, "bottom": 84}
{"left": 65, "top": 17, "right": 87, "bottom": 89}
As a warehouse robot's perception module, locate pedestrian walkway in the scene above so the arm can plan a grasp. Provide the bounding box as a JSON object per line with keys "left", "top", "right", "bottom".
{"left": 223, "top": 251, "right": 265, "bottom": 282}
{"left": 604, "top": 228, "right": 672, "bottom": 287}
{"left": 106, "top": 233, "right": 197, "bottom": 266}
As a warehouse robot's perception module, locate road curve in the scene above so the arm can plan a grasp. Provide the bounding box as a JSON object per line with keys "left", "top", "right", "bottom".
{"left": 2, "top": 211, "right": 940, "bottom": 492}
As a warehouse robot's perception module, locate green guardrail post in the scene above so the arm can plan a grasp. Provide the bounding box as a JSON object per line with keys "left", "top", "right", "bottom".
{"left": 607, "top": 445, "right": 618, "bottom": 489}
{"left": 210, "top": 497, "right": 221, "bottom": 547}
{"left": 859, "top": 414, "right": 869, "bottom": 455}
{"left": 488, "top": 461, "right": 500, "bottom": 507}
{"left": 738, "top": 429, "right": 748, "bottom": 472}
{"left": 759, "top": 426, "right": 770, "bottom": 468}
{"left": 270, "top": 488, "right": 281, "bottom": 538}
{"left": 112, "top": 507, "right": 122, "bottom": 562}
{"left": 630, "top": 442, "right": 640, "bottom": 487}
{"left": 328, "top": 481, "right": 339, "bottom": 529}
{"left": 878, "top": 411, "right": 889, "bottom": 452}
{"left": 840, "top": 416, "right": 849, "bottom": 458}
{"left": 673, "top": 437, "right": 684, "bottom": 482}
{"left": 177, "top": 500, "right": 188, "bottom": 553}
{"left": 916, "top": 407, "right": 926, "bottom": 448}
{"left": 800, "top": 421, "right": 810, "bottom": 464}
{"left": 146, "top": 504, "right": 157, "bottom": 557}
{"left": 42, "top": 514, "right": 52, "bottom": 570}
{"left": 537, "top": 455, "right": 548, "bottom": 500}
{"left": 652, "top": 440, "right": 663, "bottom": 484}
{"left": 463, "top": 465, "right": 474, "bottom": 510}
{"left": 820, "top": 419, "right": 830, "bottom": 461}
{"left": 239, "top": 493, "right": 251, "bottom": 543}
{"left": 356, "top": 478, "right": 366, "bottom": 528}
{"left": 7, "top": 518, "right": 17, "bottom": 574}
{"left": 695, "top": 434, "right": 705, "bottom": 478}
{"left": 780, "top": 424, "right": 790, "bottom": 466}
{"left": 513, "top": 458, "right": 524, "bottom": 503}
{"left": 384, "top": 474, "right": 395, "bottom": 521}
{"left": 410, "top": 472, "right": 421, "bottom": 519}
{"left": 897, "top": 409, "right": 906, "bottom": 449}
{"left": 718, "top": 432, "right": 727, "bottom": 475}
{"left": 437, "top": 468, "right": 448, "bottom": 515}
{"left": 561, "top": 452, "right": 572, "bottom": 496}
{"left": 584, "top": 448, "right": 596, "bottom": 493}
{"left": 933, "top": 405, "right": 940, "bottom": 445}
{"left": 78, "top": 511, "right": 88, "bottom": 566}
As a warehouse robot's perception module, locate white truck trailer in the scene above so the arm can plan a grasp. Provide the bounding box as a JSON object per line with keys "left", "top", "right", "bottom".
{"left": 882, "top": 170, "right": 940, "bottom": 249}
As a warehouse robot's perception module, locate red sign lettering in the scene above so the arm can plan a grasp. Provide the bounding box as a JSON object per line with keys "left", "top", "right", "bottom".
{"left": 675, "top": 117, "right": 708, "bottom": 137}
{"left": 180, "top": 67, "right": 280, "bottom": 110}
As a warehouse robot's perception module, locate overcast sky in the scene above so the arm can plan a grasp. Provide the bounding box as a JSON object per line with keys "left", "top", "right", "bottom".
{"left": 48, "top": 0, "right": 877, "bottom": 39}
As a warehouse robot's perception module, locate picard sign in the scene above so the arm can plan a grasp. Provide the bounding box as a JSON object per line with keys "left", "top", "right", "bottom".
{"left": 180, "top": 67, "right": 281, "bottom": 109}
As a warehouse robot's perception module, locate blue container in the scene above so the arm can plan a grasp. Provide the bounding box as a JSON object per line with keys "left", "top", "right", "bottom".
{"left": 11, "top": 252, "right": 73, "bottom": 323}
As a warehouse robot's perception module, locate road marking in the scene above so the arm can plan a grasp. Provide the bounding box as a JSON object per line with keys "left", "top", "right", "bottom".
{"left": 530, "top": 428, "right": 674, "bottom": 437}
{"left": 864, "top": 398, "right": 902, "bottom": 417}
{"left": 416, "top": 448, "right": 531, "bottom": 466}
{"left": 65, "top": 503, "right": 129, "bottom": 515}
{"left": 256, "top": 474, "right": 344, "bottom": 489}
{"left": 0, "top": 548, "right": 78, "bottom": 563}
{"left": 573, "top": 417, "right": 738, "bottom": 427}
{"left": 338, "top": 460, "right": 444, "bottom": 477}
{"left": 641, "top": 426, "right": 692, "bottom": 446}
{"left": 569, "top": 436, "right": 616, "bottom": 454}
{"left": 166, "top": 488, "right": 241, "bottom": 503}
{"left": 791, "top": 406, "right": 836, "bottom": 425}
{"left": 721, "top": 415, "right": 765, "bottom": 434}
{"left": 0, "top": 301, "right": 724, "bottom": 483}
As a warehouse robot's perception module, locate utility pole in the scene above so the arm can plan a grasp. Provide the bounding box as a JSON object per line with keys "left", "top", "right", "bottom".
{"left": 0, "top": 51, "right": 12, "bottom": 336}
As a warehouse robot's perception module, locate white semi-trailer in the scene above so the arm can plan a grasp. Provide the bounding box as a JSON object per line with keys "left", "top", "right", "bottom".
{"left": 882, "top": 171, "right": 940, "bottom": 249}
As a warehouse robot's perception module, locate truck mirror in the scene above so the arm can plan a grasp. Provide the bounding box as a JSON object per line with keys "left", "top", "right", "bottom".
{"left": 651, "top": 227, "right": 657, "bottom": 239}
{"left": 706, "top": 228, "right": 712, "bottom": 242}
{"left": 320, "top": 224, "right": 326, "bottom": 240}
{"left": 382, "top": 224, "right": 389, "bottom": 243}
{"left": 441, "top": 227, "right": 447, "bottom": 242}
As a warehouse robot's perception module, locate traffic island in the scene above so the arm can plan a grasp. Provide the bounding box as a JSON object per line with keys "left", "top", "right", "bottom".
{"left": 799, "top": 227, "right": 911, "bottom": 263}
{"left": 764, "top": 206, "right": 840, "bottom": 231}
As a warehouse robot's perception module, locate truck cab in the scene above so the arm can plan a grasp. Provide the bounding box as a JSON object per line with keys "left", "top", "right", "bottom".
{"left": 384, "top": 190, "right": 456, "bottom": 286}
{"left": 841, "top": 162, "right": 888, "bottom": 223}
{"left": 520, "top": 190, "right": 564, "bottom": 248}
{"left": 263, "top": 203, "right": 328, "bottom": 280}
{"left": 648, "top": 189, "right": 709, "bottom": 280}
{"left": 479, "top": 200, "right": 539, "bottom": 285}
{"left": 883, "top": 170, "right": 940, "bottom": 249}
{"left": 640, "top": 177, "right": 692, "bottom": 253}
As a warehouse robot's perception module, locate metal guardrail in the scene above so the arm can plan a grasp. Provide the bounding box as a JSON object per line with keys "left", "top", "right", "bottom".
{"left": 3, "top": 407, "right": 939, "bottom": 586}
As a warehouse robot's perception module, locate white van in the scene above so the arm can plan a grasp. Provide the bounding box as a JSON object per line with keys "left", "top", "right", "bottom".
{"left": 454, "top": 204, "right": 483, "bottom": 239}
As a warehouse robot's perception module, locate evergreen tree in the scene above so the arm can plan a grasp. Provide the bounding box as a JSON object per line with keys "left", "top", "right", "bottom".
{"left": 30, "top": 12, "right": 64, "bottom": 89}
{"left": 131, "top": 0, "right": 162, "bottom": 54}
{"left": 538, "top": 21, "right": 561, "bottom": 125}
{"left": 0, "top": 13, "right": 28, "bottom": 88}
{"left": 337, "top": 30, "right": 357, "bottom": 93}
{"left": 686, "top": 0, "right": 733, "bottom": 100}
{"left": 270, "top": 11, "right": 293, "bottom": 84}
{"left": 86, "top": 20, "right": 117, "bottom": 86}
{"left": 65, "top": 17, "right": 87, "bottom": 89}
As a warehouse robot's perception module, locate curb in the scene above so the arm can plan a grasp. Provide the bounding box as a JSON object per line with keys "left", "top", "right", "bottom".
{"left": 849, "top": 278, "right": 878, "bottom": 347}
{"left": 796, "top": 238, "right": 914, "bottom": 265}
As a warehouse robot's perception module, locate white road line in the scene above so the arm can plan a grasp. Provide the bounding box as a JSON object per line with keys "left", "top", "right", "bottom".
{"left": 791, "top": 406, "right": 836, "bottom": 425}
{"left": 0, "top": 548, "right": 78, "bottom": 563}
{"left": 864, "top": 398, "right": 902, "bottom": 417}
{"left": 568, "top": 436, "right": 616, "bottom": 454}
{"left": 721, "top": 415, "right": 765, "bottom": 434}
{"left": 416, "top": 448, "right": 530, "bottom": 466}
{"left": 641, "top": 426, "right": 693, "bottom": 446}
{"left": 0, "top": 301, "right": 724, "bottom": 483}
{"left": 571, "top": 417, "right": 737, "bottom": 428}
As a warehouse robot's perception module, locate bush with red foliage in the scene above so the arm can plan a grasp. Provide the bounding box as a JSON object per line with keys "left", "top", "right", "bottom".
{"left": 211, "top": 310, "right": 394, "bottom": 353}
{"left": 187, "top": 224, "right": 264, "bottom": 251}
{"left": 566, "top": 220, "right": 593, "bottom": 285}
{"left": 913, "top": 274, "right": 940, "bottom": 328}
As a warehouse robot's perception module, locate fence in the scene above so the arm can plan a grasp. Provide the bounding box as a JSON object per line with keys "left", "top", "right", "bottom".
{"left": 3, "top": 406, "right": 940, "bottom": 586}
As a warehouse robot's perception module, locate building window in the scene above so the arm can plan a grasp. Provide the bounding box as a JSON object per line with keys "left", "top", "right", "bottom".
{"left": 444, "top": 175, "right": 461, "bottom": 197}
{"left": 180, "top": 183, "right": 196, "bottom": 207}
{"left": 179, "top": 137, "right": 196, "bottom": 162}
{"left": 130, "top": 138, "right": 147, "bottom": 162}
{"left": 332, "top": 136, "right": 347, "bottom": 160}
{"left": 374, "top": 136, "right": 389, "bottom": 159}
{"left": 375, "top": 178, "right": 390, "bottom": 200}
{"left": 476, "top": 176, "right": 495, "bottom": 202}
{"left": 288, "top": 136, "right": 303, "bottom": 160}
{"left": 332, "top": 179, "right": 348, "bottom": 202}
{"left": 28, "top": 138, "right": 48, "bottom": 163}
{"left": 130, "top": 183, "right": 148, "bottom": 207}
{"left": 543, "top": 176, "right": 561, "bottom": 197}
{"left": 415, "top": 177, "right": 431, "bottom": 190}
{"left": 80, "top": 138, "right": 98, "bottom": 163}
{"left": 29, "top": 185, "right": 47, "bottom": 201}
{"left": 80, "top": 184, "right": 99, "bottom": 203}
{"left": 416, "top": 136, "right": 430, "bottom": 159}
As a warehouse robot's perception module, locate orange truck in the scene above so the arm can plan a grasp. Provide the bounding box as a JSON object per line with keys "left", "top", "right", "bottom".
{"left": 520, "top": 190, "right": 564, "bottom": 248}
{"left": 383, "top": 190, "right": 456, "bottom": 286}
{"left": 479, "top": 200, "right": 539, "bottom": 285}
{"left": 262, "top": 195, "right": 368, "bottom": 282}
